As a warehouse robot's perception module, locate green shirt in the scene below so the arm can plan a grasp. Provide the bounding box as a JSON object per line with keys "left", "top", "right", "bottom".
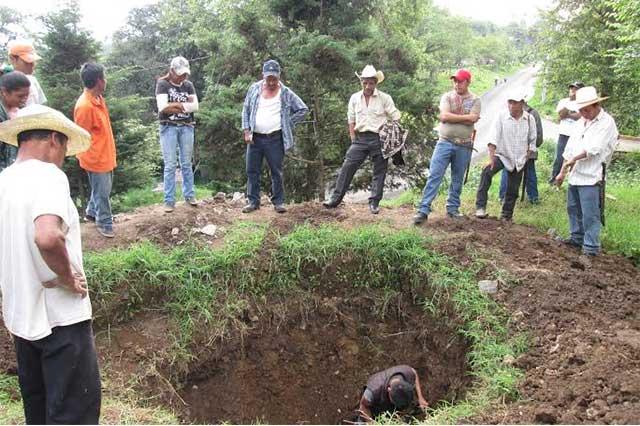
{"left": 0, "top": 102, "right": 17, "bottom": 172}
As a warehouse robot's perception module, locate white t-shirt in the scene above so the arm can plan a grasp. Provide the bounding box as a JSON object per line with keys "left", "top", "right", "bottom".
{"left": 26, "top": 75, "right": 47, "bottom": 106}
{"left": 556, "top": 97, "right": 578, "bottom": 136}
{"left": 0, "top": 160, "right": 91, "bottom": 341}
{"left": 254, "top": 90, "right": 282, "bottom": 134}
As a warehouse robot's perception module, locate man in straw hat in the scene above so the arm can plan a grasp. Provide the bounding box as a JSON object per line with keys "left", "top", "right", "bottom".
{"left": 413, "top": 68, "right": 481, "bottom": 225}
{"left": 554, "top": 86, "right": 618, "bottom": 258}
{"left": 323, "top": 64, "right": 400, "bottom": 214}
{"left": 474, "top": 87, "right": 537, "bottom": 222}
{"left": 0, "top": 104, "right": 101, "bottom": 424}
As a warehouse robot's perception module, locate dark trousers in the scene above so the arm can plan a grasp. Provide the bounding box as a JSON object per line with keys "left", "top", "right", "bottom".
{"left": 330, "top": 133, "right": 388, "bottom": 205}
{"left": 246, "top": 131, "right": 285, "bottom": 206}
{"left": 476, "top": 158, "right": 524, "bottom": 220}
{"left": 550, "top": 134, "right": 570, "bottom": 183}
{"left": 13, "top": 320, "right": 101, "bottom": 425}
{"left": 499, "top": 159, "right": 538, "bottom": 202}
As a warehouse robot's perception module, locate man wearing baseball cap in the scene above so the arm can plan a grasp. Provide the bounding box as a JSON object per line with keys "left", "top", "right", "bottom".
{"left": 0, "top": 104, "right": 101, "bottom": 424}
{"left": 550, "top": 81, "right": 584, "bottom": 184}
{"left": 554, "top": 86, "right": 618, "bottom": 258}
{"left": 414, "top": 68, "right": 481, "bottom": 225}
{"left": 7, "top": 40, "right": 47, "bottom": 106}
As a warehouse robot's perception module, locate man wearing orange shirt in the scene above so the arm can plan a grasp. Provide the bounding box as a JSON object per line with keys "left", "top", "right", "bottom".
{"left": 74, "top": 63, "right": 117, "bottom": 238}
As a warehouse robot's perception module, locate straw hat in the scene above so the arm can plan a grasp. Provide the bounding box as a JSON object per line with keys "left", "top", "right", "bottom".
{"left": 574, "top": 86, "right": 608, "bottom": 108}
{"left": 355, "top": 65, "right": 385, "bottom": 84}
{"left": 0, "top": 105, "right": 90, "bottom": 156}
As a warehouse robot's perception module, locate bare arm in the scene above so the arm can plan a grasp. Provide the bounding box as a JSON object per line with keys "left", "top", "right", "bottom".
{"left": 486, "top": 143, "right": 497, "bottom": 169}
{"left": 358, "top": 395, "right": 374, "bottom": 423}
{"left": 440, "top": 111, "right": 479, "bottom": 124}
{"left": 413, "top": 370, "right": 429, "bottom": 409}
{"left": 348, "top": 122, "right": 356, "bottom": 143}
{"left": 34, "top": 215, "right": 87, "bottom": 297}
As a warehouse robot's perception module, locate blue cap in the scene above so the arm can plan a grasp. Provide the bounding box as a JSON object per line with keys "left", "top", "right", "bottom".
{"left": 262, "top": 59, "right": 281, "bottom": 78}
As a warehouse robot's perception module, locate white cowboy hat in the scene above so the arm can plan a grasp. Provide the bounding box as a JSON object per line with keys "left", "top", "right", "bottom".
{"left": 0, "top": 104, "right": 91, "bottom": 156}
{"left": 574, "top": 86, "right": 608, "bottom": 108}
{"left": 355, "top": 65, "right": 385, "bottom": 84}
{"left": 507, "top": 87, "right": 528, "bottom": 102}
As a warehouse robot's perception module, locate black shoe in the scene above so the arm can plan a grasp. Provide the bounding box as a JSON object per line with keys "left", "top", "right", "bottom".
{"left": 555, "top": 236, "right": 581, "bottom": 249}
{"left": 322, "top": 199, "right": 340, "bottom": 208}
{"left": 274, "top": 204, "right": 287, "bottom": 213}
{"left": 242, "top": 204, "right": 259, "bottom": 213}
{"left": 369, "top": 203, "right": 380, "bottom": 215}
{"left": 84, "top": 214, "right": 96, "bottom": 223}
{"left": 413, "top": 212, "right": 428, "bottom": 225}
{"left": 447, "top": 211, "right": 465, "bottom": 219}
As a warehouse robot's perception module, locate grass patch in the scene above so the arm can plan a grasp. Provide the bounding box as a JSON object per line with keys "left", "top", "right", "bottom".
{"left": 111, "top": 184, "right": 212, "bottom": 214}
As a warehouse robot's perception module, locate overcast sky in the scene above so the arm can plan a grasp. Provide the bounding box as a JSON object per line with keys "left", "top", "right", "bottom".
{"left": 1, "top": 0, "right": 556, "bottom": 41}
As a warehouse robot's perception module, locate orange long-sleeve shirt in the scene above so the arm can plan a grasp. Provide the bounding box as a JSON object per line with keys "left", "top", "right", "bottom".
{"left": 74, "top": 90, "right": 117, "bottom": 173}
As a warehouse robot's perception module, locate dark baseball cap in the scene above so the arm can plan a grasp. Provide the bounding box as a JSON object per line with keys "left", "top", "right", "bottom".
{"left": 262, "top": 59, "right": 281, "bottom": 78}
{"left": 568, "top": 81, "right": 585, "bottom": 89}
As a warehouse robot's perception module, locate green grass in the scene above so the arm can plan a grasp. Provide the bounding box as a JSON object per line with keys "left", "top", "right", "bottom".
{"left": 111, "top": 184, "right": 212, "bottom": 214}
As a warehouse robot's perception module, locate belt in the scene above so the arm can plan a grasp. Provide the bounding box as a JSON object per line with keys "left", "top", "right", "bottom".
{"left": 356, "top": 131, "right": 378, "bottom": 136}
{"left": 254, "top": 129, "right": 282, "bottom": 137}
{"left": 160, "top": 121, "right": 194, "bottom": 127}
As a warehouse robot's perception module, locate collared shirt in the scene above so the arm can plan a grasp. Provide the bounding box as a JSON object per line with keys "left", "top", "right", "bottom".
{"left": 438, "top": 90, "right": 481, "bottom": 145}
{"left": 563, "top": 109, "right": 618, "bottom": 186}
{"left": 242, "top": 80, "right": 308, "bottom": 151}
{"left": 348, "top": 89, "right": 400, "bottom": 134}
{"left": 556, "top": 97, "right": 578, "bottom": 136}
{"left": 74, "top": 89, "right": 117, "bottom": 173}
{"left": 490, "top": 109, "right": 537, "bottom": 172}
{"left": 25, "top": 75, "right": 47, "bottom": 106}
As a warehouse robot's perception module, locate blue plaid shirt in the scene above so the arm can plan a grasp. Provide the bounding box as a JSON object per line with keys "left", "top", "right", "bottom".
{"left": 242, "top": 80, "right": 308, "bottom": 151}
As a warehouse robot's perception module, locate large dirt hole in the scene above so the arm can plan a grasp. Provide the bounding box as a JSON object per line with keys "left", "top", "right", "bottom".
{"left": 176, "top": 280, "right": 471, "bottom": 424}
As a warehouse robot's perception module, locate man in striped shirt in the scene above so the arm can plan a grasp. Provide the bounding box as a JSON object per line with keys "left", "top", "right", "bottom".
{"left": 475, "top": 89, "right": 537, "bottom": 221}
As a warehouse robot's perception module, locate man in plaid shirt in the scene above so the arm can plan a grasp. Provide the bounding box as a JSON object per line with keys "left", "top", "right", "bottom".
{"left": 475, "top": 89, "right": 537, "bottom": 221}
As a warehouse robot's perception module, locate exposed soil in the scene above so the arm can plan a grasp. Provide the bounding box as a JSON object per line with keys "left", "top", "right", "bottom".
{"left": 1, "top": 198, "right": 639, "bottom": 424}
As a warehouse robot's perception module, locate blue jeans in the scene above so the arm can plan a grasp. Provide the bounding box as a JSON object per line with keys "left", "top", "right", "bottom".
{"left": 159, "top": 124, "right": 195, "bottom": 206}
{"left": 499, "top": 160, "right": 538, "bottom": 202}
{"left": 86, "top": 171, "right": 113, "bottom": 231}
{"left": 550, "top": 134, "right": 570, "bottom": 183}
{"left": 567, "top": 184, "right": 601, "bottom": 255}
{"left": 418, "top": 140, "right": 472, "bottom": 215}
{"left": 246, "top": 132, "right": 285, "bottom": 206}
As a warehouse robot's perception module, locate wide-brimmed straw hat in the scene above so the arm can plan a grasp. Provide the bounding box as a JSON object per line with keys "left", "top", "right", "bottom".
{"left": 0, "top": 104, "right": 90, "bottom": 156}
{"left": 355, "top": 65, "right": 384, "bottom": 84}
{"left": 574, "top": 86, "right": 608, "bottom": 109}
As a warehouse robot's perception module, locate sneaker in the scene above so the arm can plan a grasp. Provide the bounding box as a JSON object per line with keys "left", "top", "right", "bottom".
{"left": 186, "top": 197, "right": 198, "bottom": 207}
{"left": 242, "top": 204, "right": 259, "bottom": 213}
{"left": 447, "top": 211, "right": 465, "bottom": 219}
{"left": 97, "top": 227, "right": 115, "bottom": 238}
{"left": 164, "top": 204, "right": 175, "bottom": 213}
{"left": 84, "top": 214, "right": 96, "bottom": 223}
{"left": 413, "top": 212, "right": 428, "bottom": 225}
{"left": 369, "top": 203, "right": 380, "bottom": 215}
{"left": 475, "top": 208, "right": 488, "bottom": 218}
{"left": 555, "top": 236, "right": 581, "bottom": 249}
{"left": 274, "top": 204, "right": 287, "bottom": 213}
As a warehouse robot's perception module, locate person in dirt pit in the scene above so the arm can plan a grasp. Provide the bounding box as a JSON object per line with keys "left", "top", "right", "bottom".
{"left": 241, "top": 59, "right": 309, "bottom": 214}
{"left": 554, "top": 86, "right": 618, "bottom": 258}
{"left": 474, "top": 88, "right": 537, "bottom": 222}
{"left": 0, "top": 104, "right": 101, "bottom": 424}
{"left": 413, "top": 68, "right": 481, "bottom": 225}
{"left": 356, "top": 365, "right": 429, "bottom": 422}
{"left": 323, "top": 65, "right": 401, "bottom": 215}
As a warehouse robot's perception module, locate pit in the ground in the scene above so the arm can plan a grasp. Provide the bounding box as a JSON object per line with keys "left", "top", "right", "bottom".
{"left": 177, "top": 285, "right": 471, "bottom": 424}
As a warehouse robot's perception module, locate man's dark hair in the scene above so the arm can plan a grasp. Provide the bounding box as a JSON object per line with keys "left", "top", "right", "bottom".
{"left": 0, "top": 71, "right": 30, "bottom": 92}
{"left": 80, "top": 63, "right": 104, "bottom": 89}
{"left": 388, "top": 376, "right": 415, "bottom": 410}
{"left": 17, "top": 129, "right": 68, "bottom": 147}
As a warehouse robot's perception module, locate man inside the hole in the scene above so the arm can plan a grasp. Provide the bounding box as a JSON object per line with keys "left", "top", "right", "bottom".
{"left": 356, "top": 365, "right": 429, "bottom": 422}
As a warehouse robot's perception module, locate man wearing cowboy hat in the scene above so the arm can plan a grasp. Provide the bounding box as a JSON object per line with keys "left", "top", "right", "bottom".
{"left": 413, "top": 68, "right": 481, "bottom": 224}
{"left": 0, "top": 104, "right": 101, "bottom": 424}
{"left": 555, "top": 86, "right": 618, "bottom": 257}
{"left": 475, "top": 87, "right": 537, "bottom": 221}
{"left": 550, "top": 81, "right": 584, "bottom": 184}
{"left": 323, "top": 65, "right": 400, "bottom": 214}
{"left": 7, "top": 40, "right": 47, "bottom": 106}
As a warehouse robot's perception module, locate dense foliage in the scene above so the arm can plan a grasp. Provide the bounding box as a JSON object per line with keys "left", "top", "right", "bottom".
{"left": 2, "top": 0, "right": 527, "bottom": 202}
